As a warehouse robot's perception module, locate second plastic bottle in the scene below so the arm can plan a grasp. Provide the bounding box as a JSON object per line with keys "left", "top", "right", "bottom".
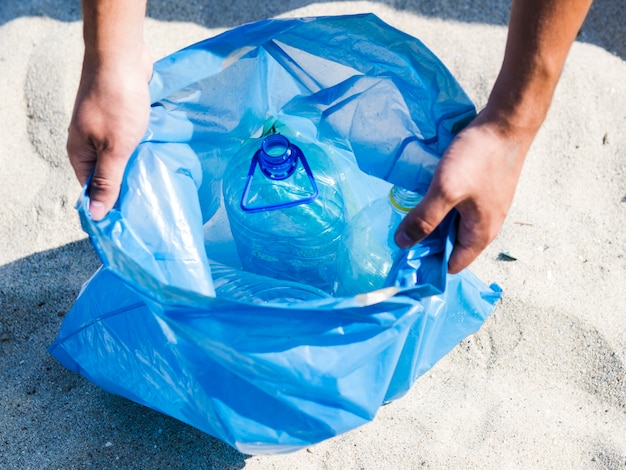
{"left": 337, "top": 185, "right": 422, "bottom": 296}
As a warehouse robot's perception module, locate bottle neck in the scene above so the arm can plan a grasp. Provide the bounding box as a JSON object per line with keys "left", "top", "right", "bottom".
{"left": 257, "top": 134, "right": 298, "bottom": 180}
{"left": 388, "top": 186, "right": 422, "bottom": 214}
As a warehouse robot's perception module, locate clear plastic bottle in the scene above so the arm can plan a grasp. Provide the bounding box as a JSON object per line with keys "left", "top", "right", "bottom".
{"left": 210, "top": 262, "right": 330, "bottom": 304}
{"left": 222, "top": 128, "right": 346, "bottom": 293}
{"left": 337, "top": 185, "right": 422, "bottom": 296}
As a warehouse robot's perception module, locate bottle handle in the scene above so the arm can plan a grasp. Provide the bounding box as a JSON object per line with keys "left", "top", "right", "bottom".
{"left": 240, "top": 136, "right": 319, "bottom": 213}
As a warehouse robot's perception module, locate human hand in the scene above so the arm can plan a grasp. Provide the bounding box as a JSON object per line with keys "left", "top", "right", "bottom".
{"left": 67, "top": 43, "right": 152, "bottom": 221}
{"left": 394, "top": 108, "right": 534, "bottom": 273}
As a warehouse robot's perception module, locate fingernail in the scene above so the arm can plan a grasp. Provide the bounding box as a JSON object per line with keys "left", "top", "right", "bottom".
{"left": 89, "top": 200, "right": 106, "bottom": 221}
{"left": 395, "top": 230, "right": 414, "bottom": 249}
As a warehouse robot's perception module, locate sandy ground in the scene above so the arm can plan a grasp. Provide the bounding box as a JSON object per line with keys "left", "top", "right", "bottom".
{"left": 0, "top": 0, "right": 624, "bottom": 468}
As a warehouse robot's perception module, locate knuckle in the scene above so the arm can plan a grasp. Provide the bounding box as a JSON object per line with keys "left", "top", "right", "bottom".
{"left": 436, "top": 184, "right": 464, "bottom": 206}
{"left": 89, "top": 175, "right": 115, "bottom": 195}
{"left": 404, "top": 214, "right": 438, "bottom": 239}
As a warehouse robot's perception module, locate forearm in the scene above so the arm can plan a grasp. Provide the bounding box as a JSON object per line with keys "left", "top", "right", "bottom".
{"left": 395, "top": 0, "right": 593, "bottom": 270}
{"left": 68, "top": 0, "right": 151, "bottom": 216}
{"left": 487, "top": 0, "right": 593, "bottom": 136}
{"left": 81, "top": 0, "right": 147, "bottom": 65}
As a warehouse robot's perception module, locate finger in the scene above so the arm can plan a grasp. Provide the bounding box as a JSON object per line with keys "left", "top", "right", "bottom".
{"left": 87, "top": 150, "right": 129, "bottom": 221}
{"left": 66, "top": 129, "right": 96, "bottom": 187}
{"left": 447, "top": 235, "right": 484, "bottom": 275}
{"left": 446, "top": 209, "right": 493, "bottom": 274}
{"left": 394, "top": 189, "right": 454, "bottom": 249}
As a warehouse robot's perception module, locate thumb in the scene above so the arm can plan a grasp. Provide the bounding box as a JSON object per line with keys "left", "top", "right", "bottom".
{"left": 394, "top": 190, "right": 452, "bottom": 249}
{"left": 87, "top": 152, "right": 129, "bottom": 221}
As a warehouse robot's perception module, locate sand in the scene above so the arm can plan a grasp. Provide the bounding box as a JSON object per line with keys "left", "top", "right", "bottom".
{"left": 0, "top": 0, "right": 624, "bottom": 468}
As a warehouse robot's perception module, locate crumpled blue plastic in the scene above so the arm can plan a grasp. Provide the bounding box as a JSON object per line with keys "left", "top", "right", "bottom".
{"left": 49, "top": 14, "right": 501, "bottom": 454}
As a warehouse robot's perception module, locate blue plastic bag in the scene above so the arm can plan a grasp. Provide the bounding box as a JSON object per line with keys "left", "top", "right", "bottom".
{"left": 49, "top": 14, "right": 501, "bottom": 454}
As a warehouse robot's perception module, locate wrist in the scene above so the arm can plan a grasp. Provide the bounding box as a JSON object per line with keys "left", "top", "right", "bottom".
{"left": 83, "top": 40, "right": 146, "bottom": 67}
{"left": 80, "top": 39, "right": 152, "bottom": 90}
{"left": 486, "top": 0, "right": 593, "bottom": 138}
{"left": 82, "top": 40, "right": 151, "bottom": 77}
{"left": 485, "top": 59, "right": 558, "bottom": 139}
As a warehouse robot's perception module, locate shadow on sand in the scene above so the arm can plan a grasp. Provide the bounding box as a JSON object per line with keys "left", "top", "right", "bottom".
{"left": 0, "top": 240, "right": 248, "bottom": 468}
{"left": 1, "top": 0, "right": 623, "bottom": 59}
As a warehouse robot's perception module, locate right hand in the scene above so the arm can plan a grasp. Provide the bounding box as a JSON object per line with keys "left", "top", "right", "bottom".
{"left": 394, "top": 108, "right": 532, "bottom": 274}
{"left": 67, "top": 43, "right": 152, "bottom": 220}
